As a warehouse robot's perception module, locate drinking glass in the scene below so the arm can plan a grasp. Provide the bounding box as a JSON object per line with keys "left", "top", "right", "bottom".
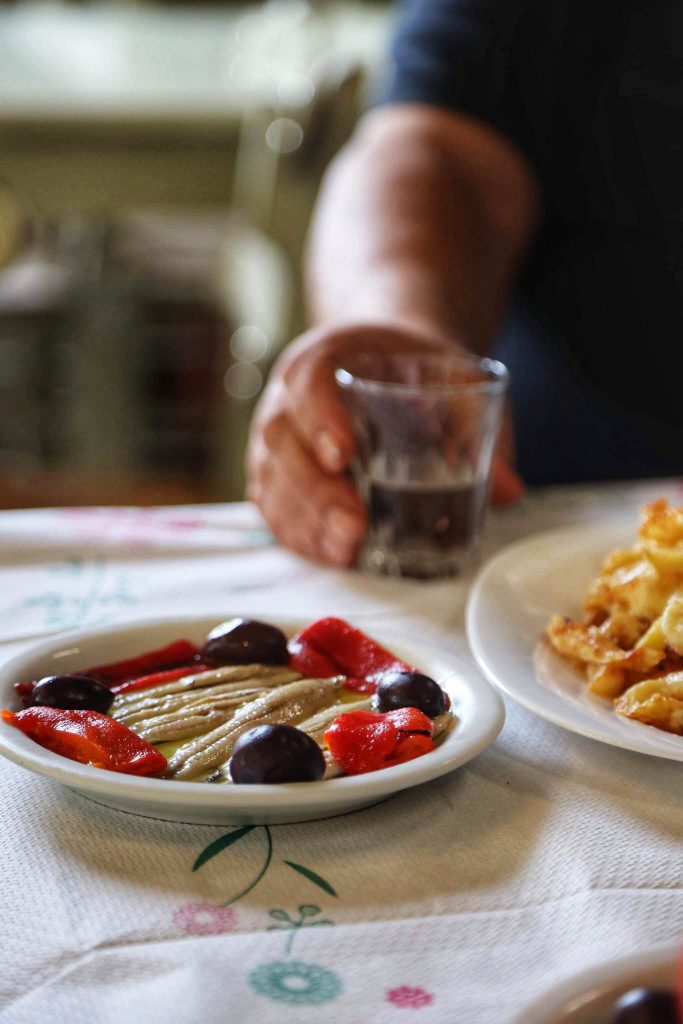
{"left": 335, "top": 350, "right": 508, "bottom": 579}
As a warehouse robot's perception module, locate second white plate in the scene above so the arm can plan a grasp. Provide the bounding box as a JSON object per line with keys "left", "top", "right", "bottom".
{"left": 511, "top": 944, "right": 677, "bottom": 1024}
{"left": 466, "top": 522, "right": 683, "bottom": 761}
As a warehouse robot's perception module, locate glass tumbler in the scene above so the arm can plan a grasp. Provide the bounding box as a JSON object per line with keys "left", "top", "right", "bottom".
{"left": 335, "top": 350, "right": 509, "bottom": 579}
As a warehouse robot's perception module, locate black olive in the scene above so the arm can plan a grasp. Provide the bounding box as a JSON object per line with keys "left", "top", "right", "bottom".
{"left": 375, "top": 671, "right": 446, "bottom": 718}
{"left": 201, "top": 618, "right": 289, "bottom": 666}
{"left": 613, "top": 988, "right": 678, "bottom": 1024}
{"left": 229, "top": 724, "right": 326, "bottom": 784}
{"left": 31, "top": 674, "right": 113, "bottom": 714}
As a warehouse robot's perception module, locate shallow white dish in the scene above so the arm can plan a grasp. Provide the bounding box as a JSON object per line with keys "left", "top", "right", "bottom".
{"left": 511, "top": 944, "right": 677, "bottom": 1023}
{"left": 0, "top": 615, "right": 504, "bottom": 825}
{"left": 466, "top": 522, "right": 683, "bottom": 761}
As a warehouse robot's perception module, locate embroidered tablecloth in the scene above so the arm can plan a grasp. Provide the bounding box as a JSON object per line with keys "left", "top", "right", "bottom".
{"left": 2, "top": 481, "right": 682, "bottom": 1024}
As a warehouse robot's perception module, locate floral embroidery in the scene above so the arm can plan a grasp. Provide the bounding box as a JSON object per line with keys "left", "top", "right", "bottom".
{"left": 191, "top": 820, "right": 341, "bottom": 1002}
{"left": 173, "top": 902, "right": 238, "bottom": 936}
{"left": 249, "top": 961, "right": 342, "bottom": 1006}
{"left": 387, "top": 986, "right": 434, "bottom": 1009}
{"left": 192, "top": 826, "right": 337, "bottom": 904}
{"left": 21, "top": 556, "right": 136, "bottom": 629}
{"left": 267, "top": 904, "right": 333, "bottom": 954}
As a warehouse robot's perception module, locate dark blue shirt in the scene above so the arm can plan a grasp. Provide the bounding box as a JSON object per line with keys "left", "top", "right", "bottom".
{"left": 384, "top": 0, "right": 683, "bottom": 483}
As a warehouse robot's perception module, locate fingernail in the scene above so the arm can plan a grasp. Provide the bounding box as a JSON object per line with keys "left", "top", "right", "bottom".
{"left": 321, "top": 534, "right": 354, "bottom": 567}
{"left": 327, "top": 506, "right": 363, "bottom": 544}
{"left": 316, "top": 430, "right": 345, "bottom": 472}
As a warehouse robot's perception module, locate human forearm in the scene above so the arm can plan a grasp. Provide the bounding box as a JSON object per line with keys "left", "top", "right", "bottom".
{"left": 247, "top": 105, "right": 535, "bottom": 567}
{"left": 306, "top": 105, "right": 539, "bottom": 351}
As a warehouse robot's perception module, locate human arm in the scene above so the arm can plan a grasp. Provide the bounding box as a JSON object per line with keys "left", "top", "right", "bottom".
{"left": 247, "top": 103, "right": 539, "bottom": 566}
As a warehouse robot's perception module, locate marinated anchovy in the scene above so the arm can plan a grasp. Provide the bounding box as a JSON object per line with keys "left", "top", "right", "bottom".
{"left": 111, "top": 667, "right": 301, "bottom": 720}
{"left": 297, "top": 698, "right": 372, "bottom": 744}
{"left": 114, "top": 683, "right": 269, "bottom": 727}
{"left": 167, "top": 677, "right": 343, "bottom": 780}
{"left": 130, "top": 688, "right": 276, "bottom": 741}
{"left": 137, "top": 711, "right": 231, "bottom": 743}
{"left": 111, "top": 665, "right": 301, "bottom": 712}
{"left": 431, "top": 711, "right": 455, "bottom": 742}
{"left": 207, "top": 697, "right": 369, "bottom": 784}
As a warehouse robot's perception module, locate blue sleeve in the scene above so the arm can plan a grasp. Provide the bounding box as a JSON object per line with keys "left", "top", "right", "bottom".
{"left": 381, "top": 0, "right": 566, "bottom": 178}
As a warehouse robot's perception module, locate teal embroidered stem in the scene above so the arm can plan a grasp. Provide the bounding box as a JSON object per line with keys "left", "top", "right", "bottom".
{"left": 267, "top": 906, "right": 334, "bottom": 956}
{"left": 73, "top": 557, "right": 107, "bottom": 626}
{"left": 285, "top": 927, "right": 297, "bottom": 956}
{"left": 223, "top": 826, "right": 273, "bottom": 907}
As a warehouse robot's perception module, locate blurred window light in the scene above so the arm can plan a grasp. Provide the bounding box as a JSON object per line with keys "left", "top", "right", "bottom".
{"left": 226, "top": 52, "right": 271, "bottom": 91}
{"left": 264, "top": 0, "right": 313, "bottom": 29}
{"left": 229, "top": 325, "right": 269, "bottom": 363}
{"left": 265, "top": 117, "right": 304, "bottom": 154}
{"left": 234, "top": 12, "right": 280, "bottom": 50}
{"left": 224, "top": 362, "right": 263, "bottom": 401}
{"left": 278, "top": 72, "right": 316, "bottom": 108}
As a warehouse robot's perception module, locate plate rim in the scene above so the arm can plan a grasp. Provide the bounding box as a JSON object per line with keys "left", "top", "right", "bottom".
{"left": 465, "top": 521, "right": 683, "bottom": 761}
{"left": 0, "top": 613, "right": 505, "bottom": 812}
{"left": 510, "top": 942, "right": 678, "bottom": 1023}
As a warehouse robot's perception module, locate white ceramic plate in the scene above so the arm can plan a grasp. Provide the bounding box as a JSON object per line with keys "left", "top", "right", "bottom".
{"left": 511, "top": 944, "right": 678, "bottom": 1023}
{"left": 0, "top": 615, "right": 504, "bottom": 825}
{"left": 466, "top": 522, "right": 683, "bottom": 761}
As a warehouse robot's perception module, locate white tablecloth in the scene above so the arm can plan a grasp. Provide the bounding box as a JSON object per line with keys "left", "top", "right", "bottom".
{"left": 2, "top": 481, "right": 682, "bottom": 1023}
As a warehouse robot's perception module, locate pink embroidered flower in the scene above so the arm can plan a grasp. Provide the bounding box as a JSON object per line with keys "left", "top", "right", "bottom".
{"left": 173, "top": 902, "right": 238, "bottom": 936}
{"left": 58, "top": 508, "right": 203, "bottom": 548}
{"left": 386, "top": 986, "right": 434, "bottom": 1009}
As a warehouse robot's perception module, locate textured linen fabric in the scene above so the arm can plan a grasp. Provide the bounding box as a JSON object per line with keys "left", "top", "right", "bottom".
{"left": 382, "top": 0, "right": 683, "bottom": 483}
{"left": 1, "top": 485, "right": 682, "bottom": 1023}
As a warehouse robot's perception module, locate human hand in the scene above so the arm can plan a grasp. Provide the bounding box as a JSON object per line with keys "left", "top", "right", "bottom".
{"left": 247, "top": 323, "right": 524, "bottom": 567}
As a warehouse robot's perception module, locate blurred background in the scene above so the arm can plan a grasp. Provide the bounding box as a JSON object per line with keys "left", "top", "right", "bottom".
{"left": 0, "top": 0, "right": 390, "bottom": 508}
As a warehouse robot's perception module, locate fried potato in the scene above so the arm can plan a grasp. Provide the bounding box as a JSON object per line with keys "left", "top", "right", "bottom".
{"left": 587, "top": 664, "right": 627, "bottom": 698}
{"left": 546, "top": 500, "right": 683, "bottom": 738}
{"left": 638, "top": 500, "right": 683, "bottom": 574}
{"left": 584, "top": 552, "right": 672, "bottom": 622}
{"left": 546, "top": 615, "right": 662, "bottom": 671}
{"left": 661, "top": 590, "right": 683, "bottom": 655}
{"left": 615, "top": 692, "right": 683, "bottom": 735}
{"left": 615, "top": 671, "right": 683, "bottom": 710}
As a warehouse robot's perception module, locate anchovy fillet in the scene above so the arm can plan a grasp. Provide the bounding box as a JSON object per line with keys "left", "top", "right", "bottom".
{"left": 297, "top": 698, "right": 372, "bottom": 744}
{"left": 111, "top": 665, "right": 301, "bottom": 713}
{"left": 138, "top": 711, "right": 231, "bottom": 743}
{"left": 432, "top": 711, "right": 455, "bottom": 741}
{"left": 166, "top": 677, "right": 343, "bottom": 780}
{"left": 114, "top": 683, "right": 271, "bottom": 727}
{"left": 207, "top": 696, "right": 368, "bottom": 784}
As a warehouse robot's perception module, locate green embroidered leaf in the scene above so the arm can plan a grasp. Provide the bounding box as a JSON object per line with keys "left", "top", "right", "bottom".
{"left": 298, "top": 904, "right": 321, "bottom": 918}
{"left": 268, "top": 909, "right": 291, "bottom": 922}
{"left": 192, "top": 826, "right": 255, "bottom": 871}
{"left": 284, "top": 861, "right": 338, "bottom": 897}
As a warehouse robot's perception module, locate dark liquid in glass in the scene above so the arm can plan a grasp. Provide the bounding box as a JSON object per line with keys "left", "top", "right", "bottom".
{"left": 366, "top": 478, "right": 487, "bottom": 578}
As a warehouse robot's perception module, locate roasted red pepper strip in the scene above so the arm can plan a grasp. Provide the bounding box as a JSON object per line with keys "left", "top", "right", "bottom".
{"left": 324, "top": 706, "right": 436, "bottom": 775}
{"left": 383, "top": 734, "right": 436, "bottom": 767}
{"left": 2, "top": 707, "right": 167, "bottom": 776}
{"left": 383, "top": 707, "right": 434, "bottom": 737}
{"left": 324, "top": 710, "right": 398, "bottom": 774}
{"left": 84, "top": 640, "right": 201, "bottom": 687}
{"left": 289, "top": 618, "right": 414, "bottom": 693}
{"left": 112, "top": 664, "right": 208, "bottom": 696}
{"left": 287, "top": 640, "right": 339, "bottom": 679}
